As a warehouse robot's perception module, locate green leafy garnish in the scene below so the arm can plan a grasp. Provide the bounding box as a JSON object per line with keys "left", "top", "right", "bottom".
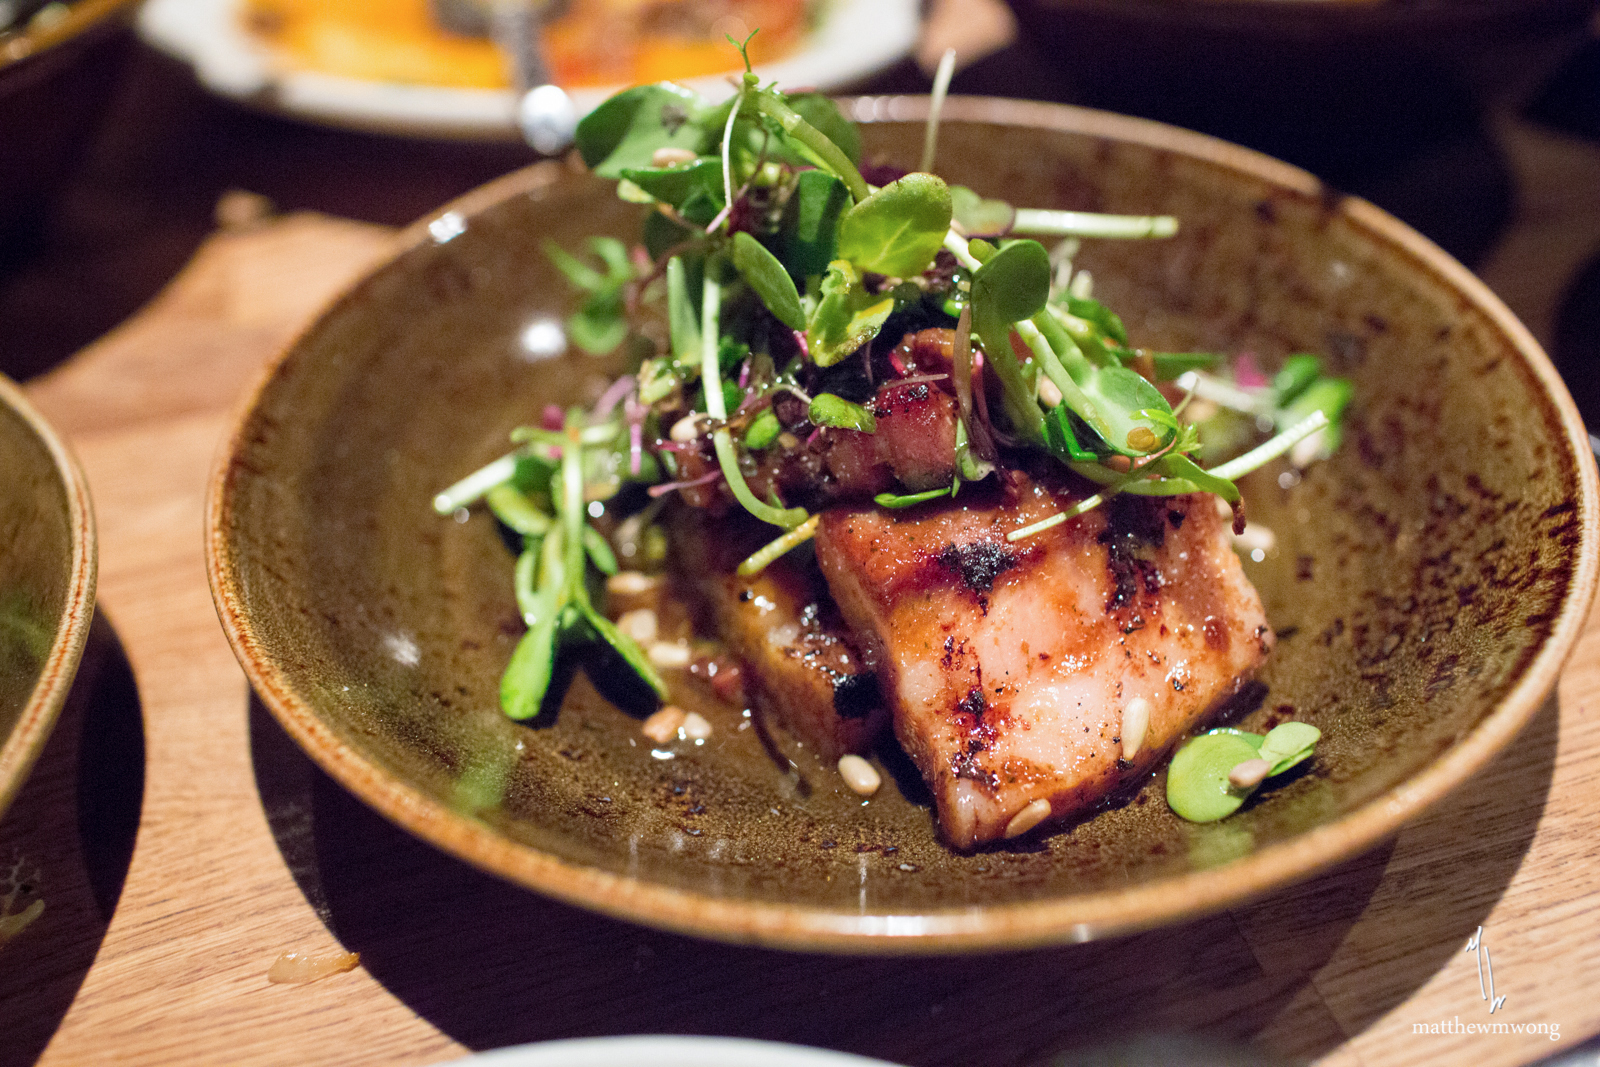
{"left": 459, "top": 48, "right": 1356, "bottom": 734}
{"left": 545, "top": 237, "right": 636, "bottom": 354}
{"left": 809, "top": 393, "right": 876, "bottom": 433}
{"left": 438, "top": 414, "right": 667, "bottom": 720}
{"left": 806, "top": 260, "right": 895, "bottom": 368}
{"left": 731, "top": 231, "right": 805, "bottom": 331}
{"left": 1166, "top": 722, "right": 1322, "bottom": 822}
{"left": 836, "top": 173, "right": 953, "bottom": 279}
{"left": 574, "top": 82, "right": 708, "bottom": 177}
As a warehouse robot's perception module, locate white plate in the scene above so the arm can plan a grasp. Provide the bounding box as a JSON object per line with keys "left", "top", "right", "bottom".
{"left": 432, "top": 1036, "right": 905, "bottom": 1067}
{"left": 137, "top": 0, "right": 919, "bottom": 141}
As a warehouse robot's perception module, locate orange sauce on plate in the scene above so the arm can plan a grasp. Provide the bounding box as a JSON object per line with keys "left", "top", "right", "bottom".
{"left": 241, "top": 0, "right": 811, "bottom": 90}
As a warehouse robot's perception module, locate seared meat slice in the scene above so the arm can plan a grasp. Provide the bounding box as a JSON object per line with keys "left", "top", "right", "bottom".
{"left": 816, "top": 380, "right": 960, "bottom": 496}
{"left": 671, "top": 510, "right": 888, "bottom": 760}
{"left": 814, "top": 477, "right": 1273, "bottom": 848}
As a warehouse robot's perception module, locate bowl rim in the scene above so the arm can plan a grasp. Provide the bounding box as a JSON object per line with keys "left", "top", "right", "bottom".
{"left": 0, "top": 372, "right": 97, "bottom": 820}
{"left": 205, "top": 94, "right": 1600, "bottom": 953}
{"left": 0, "top": 0, "right": 140, "bottom": 73}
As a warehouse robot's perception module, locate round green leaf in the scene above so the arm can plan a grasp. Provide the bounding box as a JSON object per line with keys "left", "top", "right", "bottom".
{"left": 779, "top": 169, "right": 848, "bottom": 278}
{"left": 575, "top": 82, "right": 707, "bottom": 177}
{"left": 950, "top": 185, "right": 1015, "bottom": 235}
{"left": 1166, "top": 731, "right": 1262, "bottom": 823}
{"left": 1259, "top": 721, "right": 1321, "bottom": 776}
{"left": 837, "top": 173, "right": 953, "bottom": 279}
{"left": 809, "top": 393, "right": 877, "bottom": 433}
{"left": 971, "top": 239, "right": 1050, "bottom": 323}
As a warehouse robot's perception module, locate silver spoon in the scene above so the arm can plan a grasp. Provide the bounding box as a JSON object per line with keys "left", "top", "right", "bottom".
{"left": 492, "top": 0, "right": 576, "bottom": 154}
{"left": 431, "top": 0, "right": 575, "bottom": 154}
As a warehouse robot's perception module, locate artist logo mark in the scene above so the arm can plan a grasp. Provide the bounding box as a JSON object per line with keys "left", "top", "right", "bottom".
{"left": 1465, "top": 925, "right": 1508, "bottom": 1014}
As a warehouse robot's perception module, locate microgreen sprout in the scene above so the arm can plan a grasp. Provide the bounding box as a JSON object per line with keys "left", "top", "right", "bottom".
{"left": 455, "top": 42, "right": 1355, "bottom": 728}
{"left": 1166, "top": 722, "right": 1321, "bottom": 822}
{"left": 920, "top": 47, "right": 957, "bottom": 175}
{"left": 438, "top": 411, "right": 667, "bottom": 720}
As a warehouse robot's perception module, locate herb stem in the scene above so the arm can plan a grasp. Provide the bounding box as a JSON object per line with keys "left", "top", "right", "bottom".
{"left": 1210, "top": 410, "right": 1329, "bottom": 481}
{"left": 1014, "top": 318, "right": 1106, "bottom": 437}
{"left": 943, "top": 229, "right": 981, "bottom": 271}
{"left": 1006, "top": 493, "right": 1107, "bottom": 542}
{"left": 1173, "top": 370, "right": 1271, "bottom": 416}
{"left": 701, "top": 277, "right": 808, "bottom": 528}
{"left": 737, "top": 513, "right": 821, "bottom": 575}
{"left": 433, "top": 452, "right": 519, "bottom": 514}
{"left": 701, "top": 278, "right": 726, "bottom": 419}
{"left": 1013, "top": 209, "right": 1178, "bottom": 239}
{"left": 560, "top": 421, "right": 588, "bottom": 604}
{"left": 720, "top": 85, "right": 743, "bottom": 224}
{"left": 920, "top": 47, "right": 957, "bottom": 175}
{"left": 749, "top": 85, "right": 870, "bottom": 204}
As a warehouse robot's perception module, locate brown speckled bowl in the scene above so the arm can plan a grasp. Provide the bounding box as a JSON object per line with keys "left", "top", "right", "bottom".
{"left": 0, "top": 373, "right": 96, "bottom": 819}
{"left": 205, "top": 97, "right": 1599, "bottom": 952}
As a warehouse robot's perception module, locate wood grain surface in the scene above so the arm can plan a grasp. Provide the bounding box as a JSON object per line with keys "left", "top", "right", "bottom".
{"left": 0, "top": 203, "right": 1595, "bottom": 1067}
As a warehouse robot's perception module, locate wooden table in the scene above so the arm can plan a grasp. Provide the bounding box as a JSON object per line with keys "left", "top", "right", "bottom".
{"left": 6, "top": 21, "right": 1600, "bottom": 1067}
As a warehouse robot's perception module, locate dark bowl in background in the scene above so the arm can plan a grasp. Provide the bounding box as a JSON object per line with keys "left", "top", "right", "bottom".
{"left": 0, "top": 0, "right": 139, "bottom": 249}
{"left": 1005, "top": 0, "right": 1600, "bottom": 265}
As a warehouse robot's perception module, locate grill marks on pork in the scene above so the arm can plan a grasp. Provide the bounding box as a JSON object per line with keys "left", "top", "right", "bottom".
{"left": 670, "top": 510, "right": 887, "bottom": 760}
{"left": 814, "top": 478, "right": 1273, "bottom": 849}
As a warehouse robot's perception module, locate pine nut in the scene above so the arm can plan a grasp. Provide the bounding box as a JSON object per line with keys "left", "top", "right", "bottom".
{"left": 1038, "top": 377, "right": 1063, "bottom": 408}
{"left": 1121, "top": 697, "right": 1151, "bottom": 760}
{"left": 641, "top": 705, "right": 686, "bottom": 744}
{"left": 682, "top": 711, "right": 712, "bottom": 740}
{"left": 647, "top": 641, "right": 692, "bottom": 668}
{"left": 837, "top": 754, "right": 881, "bottom": 796}
{"left": 1003, "top": 798, "right": 1052, "bottom": 839}
{"left": 616, "top": 608, "right": 659, "bottom": 644}
{"left": 606, "top": 571, "right": 660, "bottom": 596}
{"left": 651, "top": 147, "right": 698, "bottom": 168}
{"left": 1228, "top": 758, "right": 1271, "bottom": 789}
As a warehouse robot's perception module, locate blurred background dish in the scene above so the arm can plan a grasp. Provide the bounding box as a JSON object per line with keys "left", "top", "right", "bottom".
{"left": 0, "top": 372, "right": 95, "bottom": 820}
{"left": 0, "top": 0, "right": 140, "bottom": 247}
{"left": 137, "top": 0, "right": 919, "bottom": 140}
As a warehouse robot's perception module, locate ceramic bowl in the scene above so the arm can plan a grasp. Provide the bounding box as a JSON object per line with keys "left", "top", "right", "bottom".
{"left": 0, "top": 373, "right": 96, "bottom": 818}
{"left": 206, "top": 96, "right": 1599, "bottom": 952}
{"left": 0, "top": 0, "right": 139, "bottom": 244}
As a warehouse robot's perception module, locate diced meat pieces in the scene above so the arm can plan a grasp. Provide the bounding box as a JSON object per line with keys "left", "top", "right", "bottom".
{"left": 814, "top": 476, "right": 1273, "bottom": 849}
{"left": 669, "top": 510, "right": 888, "bottom": 760}
{"left": 814, "top": 379, "right": 959, "bottom": 497}
{"left": 871, "top": 381, "right": 959, "bottom": 491}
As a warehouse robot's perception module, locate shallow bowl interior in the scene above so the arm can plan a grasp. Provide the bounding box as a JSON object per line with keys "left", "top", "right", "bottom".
{"left": 208, "top": 96, "right": 1598, "bottom": 952}
{"left": 0, "top": 374, "right": 96, "bottom": 818}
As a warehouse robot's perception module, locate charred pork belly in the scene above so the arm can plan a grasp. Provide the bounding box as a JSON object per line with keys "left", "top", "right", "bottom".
{"left": 671, "top": 510, "right": 888, "bottom": 761}
{"left": 813, "top": 475, "right": 1273, "bottom": 849}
